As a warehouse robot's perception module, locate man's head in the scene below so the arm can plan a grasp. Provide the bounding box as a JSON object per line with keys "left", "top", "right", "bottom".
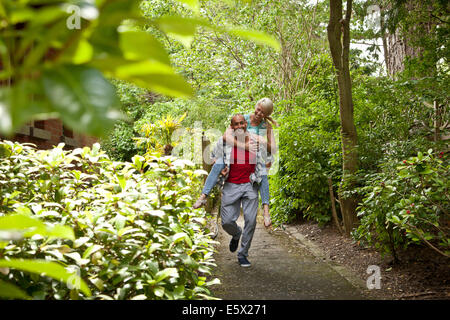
{"left": 230, "top": 114, "right": 247, "bottom": 137}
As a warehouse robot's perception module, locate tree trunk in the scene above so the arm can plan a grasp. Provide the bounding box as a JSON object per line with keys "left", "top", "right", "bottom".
{"left": 385, "top": 28, "right": 422, "bottom": 77}
{"left": 382, "top": 1, "right": 430, "bottom": 77}
{"left": 379, "top": 5, "right": 390, "bottom": 75}
{"left": 327, "top": 0, "right": 359, "bottom": 236}
{"left": 328, "top": 177, "right": 343, "bottom": 235}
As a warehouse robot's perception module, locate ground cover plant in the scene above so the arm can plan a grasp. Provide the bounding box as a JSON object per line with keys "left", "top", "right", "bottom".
{"left": 0, "top": 140, "right": 218, "bottom": 300}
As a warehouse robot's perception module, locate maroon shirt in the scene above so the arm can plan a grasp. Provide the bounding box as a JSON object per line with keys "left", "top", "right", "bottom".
{"left": 227, "top": 146, "right": 256, "bottom": 184}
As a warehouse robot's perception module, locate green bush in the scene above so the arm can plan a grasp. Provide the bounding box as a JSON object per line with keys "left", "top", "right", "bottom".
{"left": 0, "top": 140, "right": 218, "bottom": 300}
{"left": 270, "top": 95, "right": 342, "bottom": 226}
{"left": 101, "top": 121, "right": 139, "bottom": 162}
{"left": 353, "top": 149, "right": 450, "bottom": 260}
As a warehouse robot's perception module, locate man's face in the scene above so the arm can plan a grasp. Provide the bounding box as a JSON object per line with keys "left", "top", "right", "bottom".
{"left": 231, "top": 115, "right": 247, "bottom": 136}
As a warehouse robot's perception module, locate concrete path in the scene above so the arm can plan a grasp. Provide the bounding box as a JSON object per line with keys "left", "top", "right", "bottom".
{"left": 210, "top": 213, "right": 370, "bottom": 300}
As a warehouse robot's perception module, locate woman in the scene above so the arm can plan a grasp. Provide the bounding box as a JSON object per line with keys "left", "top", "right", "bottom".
{"left": 193, "top": 98, "right": 277, "bottom": 228}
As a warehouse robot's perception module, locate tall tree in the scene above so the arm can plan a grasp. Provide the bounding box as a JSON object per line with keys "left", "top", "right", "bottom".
{"left": 327, "top": 0, "right": 359, "bottom": 235}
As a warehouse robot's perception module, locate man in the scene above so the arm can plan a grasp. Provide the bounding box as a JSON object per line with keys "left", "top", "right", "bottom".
{"left": 218, "top": 114, "right": 262, "bottom": 268}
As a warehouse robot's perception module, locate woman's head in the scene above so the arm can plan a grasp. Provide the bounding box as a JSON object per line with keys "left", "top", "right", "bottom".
{"left": 254, "top": 97, "right": 278, "bottom": 127}
{"left": 255, "top": 98, "right": 274, "bottom": 118}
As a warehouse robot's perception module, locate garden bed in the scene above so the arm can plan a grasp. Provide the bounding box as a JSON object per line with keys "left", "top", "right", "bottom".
{"left": 290, "top": 220, "right": 450, "bottom": 300}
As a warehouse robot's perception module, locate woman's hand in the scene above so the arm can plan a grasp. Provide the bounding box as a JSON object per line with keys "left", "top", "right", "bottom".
{"left": 248, "top": 134, "right": 259, "bottom": 153}
{"left": 224, "top": 126, "right": 234, "bottom": 136}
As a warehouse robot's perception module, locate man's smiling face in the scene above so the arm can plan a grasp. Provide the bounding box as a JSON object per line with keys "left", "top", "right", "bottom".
{"left": 231, "top": 115, "right": 247, "bottom": 137}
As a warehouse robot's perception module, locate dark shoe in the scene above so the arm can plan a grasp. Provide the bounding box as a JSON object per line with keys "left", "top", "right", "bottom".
{"left": 229, "top": 237, "right": 239, "bottom": 252}
{"left": 238, "top": 256, "right": 251, "bottom": 267}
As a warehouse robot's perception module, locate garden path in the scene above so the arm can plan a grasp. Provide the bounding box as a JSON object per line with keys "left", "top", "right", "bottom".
{"left": 210, "top": 213, "right": 371, "bottom": 300}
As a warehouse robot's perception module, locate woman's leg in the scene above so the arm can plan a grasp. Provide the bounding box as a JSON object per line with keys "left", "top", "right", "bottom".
{"left": 259, "top": 175, "right": 271, "bottom": 227}
{"left": 202, "top": 161, "right": 225, "bottom": 195}
{"left": 193, "top": 161, "right": 225, "bottom": 209}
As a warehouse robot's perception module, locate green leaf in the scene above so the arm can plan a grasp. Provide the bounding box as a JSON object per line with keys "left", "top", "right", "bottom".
{"left": 42, "top": 65, "right": 124, "bottom": 138}
{"left": 155, "top": 267, "right": 179, "bottom": 283}
{"left": 206, "top": 278, "right": 221, "bottom": 286}
{"left": 154, "top": 286, "right": 165, "bottom": 297}
{"left": 0, "top": 259, "right": 91, "bottom": 297}
{"left": 115, "top": 60, "right": 175, "bottom": 77}
{"left": 154, "top": 16, "right": 199, "bottom": 48}
{"left": 193, "top": 169, "right": 208, "bottom": 176}
{"left": 64, "top": 252, "right": 90, "bottom": 265}
{"left": 73, "top": 237, "right": 91, "bottom": 248}
{"left": 95, "top": 0, "right": 141, "bottom": 26}
{"left": 90, "top": 277, "right": 104, "bottom": 290}
{"left": 175, "top": 0, "right": 200, "bottom": 13}
{"left": 0, "top": 80, "right": 53, "bottom": 136}
{"left": 0, "top": 214, "right": 74, "bottom": 240}
{"left": 124, "top": 73, "right": 194, "bottom": 98}
{"left": 0, "top": 3, "right": 6, "bottom": 18}
{"left": 117, "top": 175, "right": 127, "bottom": 191}
{"left": 131, "top": 294, "right": 147, "bottom": 300}
{"left": 119, "top": 30, "right": 170, "bottom": 64}
{"left": 82, "top": 244, "right": 103, "bottom": 259}
{"left": 0, "top": 279, "right": 32, "bottom": 300}
{"left": 226, "top": 27, "right": 281, "bottom": 51}
{"left": 172, "top": 232, "right": 192, "bottom": 247}
{"left": 398, "top": 169, "right": 410, "bottom": 178}
{"left": 70, "top": 39, "right": 94, "bottom": 65}
{"left": 154, "top": 15, "right": 280, "bottom": 52}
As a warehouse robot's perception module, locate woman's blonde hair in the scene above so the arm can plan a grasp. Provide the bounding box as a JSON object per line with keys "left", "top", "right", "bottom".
{"left": 256, "top": 97, "right": 279, "bottom": 127}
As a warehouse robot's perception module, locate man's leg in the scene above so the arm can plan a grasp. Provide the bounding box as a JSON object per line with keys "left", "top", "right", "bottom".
{"left": 237, "top": 183, "right": 259, "bottom": 260}
{"left": 220, "top": 182, "right": 242, "bottom": 243}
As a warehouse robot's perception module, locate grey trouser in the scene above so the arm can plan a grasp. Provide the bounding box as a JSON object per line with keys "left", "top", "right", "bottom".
{"left": 220, "top": 182, "right": 259, "bottom": 258}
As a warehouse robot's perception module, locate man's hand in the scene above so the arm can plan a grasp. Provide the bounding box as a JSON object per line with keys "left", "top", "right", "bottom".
{"left": 220, "top": 166, "right": 229, "bottom": 176}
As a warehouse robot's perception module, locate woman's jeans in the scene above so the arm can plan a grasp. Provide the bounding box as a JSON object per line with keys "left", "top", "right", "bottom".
{"left": 202, "top": 161, "right": 270, "bottom": 206}
{"left": 202, "top": 161, "right": 225, "bottom": 196}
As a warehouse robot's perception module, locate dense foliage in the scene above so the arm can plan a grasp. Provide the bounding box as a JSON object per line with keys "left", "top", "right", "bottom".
{"left": 100, "top": 0, "right": 449, "bottom": 260}
{"left": 0, "top": 0, "right": 278, "bottom": 138}
{"left": 354, "top": 150, "right": 449, "bottom": 259}
{"left": 1, "top": 0, "right": 448, "bottom": 294}
{"left": 0, "top": 140, "right": 218, "bottom": 299}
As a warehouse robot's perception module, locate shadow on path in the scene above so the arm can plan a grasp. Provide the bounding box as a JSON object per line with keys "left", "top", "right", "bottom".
{"left": 210, "top": 213, "right": 369, "bottom": 300}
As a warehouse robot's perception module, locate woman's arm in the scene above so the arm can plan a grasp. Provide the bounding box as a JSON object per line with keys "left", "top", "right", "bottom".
{"left": 265, "top": 122, "right": 276, "bottom": 154}
{"left": 256, "top": 123, "right": 276, "bottom": 154}
{"left": 222, "top": 126, "right": 257, "bottom": 152}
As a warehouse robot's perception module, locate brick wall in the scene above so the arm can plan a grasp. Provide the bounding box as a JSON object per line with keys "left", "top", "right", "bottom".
{"left": 3, "top": 119, "right": 98, "bottom": 150}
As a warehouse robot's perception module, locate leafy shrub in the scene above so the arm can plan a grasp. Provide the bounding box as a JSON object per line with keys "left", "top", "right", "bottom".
{"left": 353, "top": 150, "right": 450, "bottom": 260}
{"left": 101, "top": 121, "right": 139, "bottom": 162}
{"left": 136, "top": 113, "right": 187, "bottom": 156}
{"left": 270, "top": 95, "right": 342, "bottom": 226}
{"left": 0, "top": 140, "right": 218, "bottom": 300}
{"left": 0, "top": 214, "right": 91, "bottom": 300}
